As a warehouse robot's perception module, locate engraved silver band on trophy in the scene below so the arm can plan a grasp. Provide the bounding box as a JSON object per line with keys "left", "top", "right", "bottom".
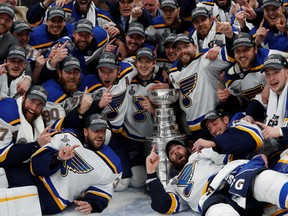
{"left": 147, "top": 89, "right": 186, "bottom": 186}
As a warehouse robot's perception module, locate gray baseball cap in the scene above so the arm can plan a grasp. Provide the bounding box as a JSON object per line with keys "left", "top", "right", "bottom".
{"left": 200, "top": 109, "right": 225, "bottom": 130}
{"left": 0, "top": 3, "right": 15, "bottom": 19}
{"left": 84, "top": 114, "right": 110, "bottom": 131}
{"left": 232, "top": 33, "right": 254, "bottom": 50}
{"left": 12, "top": 21, "right": 33, "bottom": 33}
{"left": 74, "top": 19, "right": 93, "bottom": 34}
{"left": 262, "top": 0, "right": 282, "bottom": 8}
{"left": 163, "top": 33, "right": 177, "bottom": 46}
{"left": 191, "top": 7, "right": 210, "bottom": 22}
{"left": 161, "top": 0, "right": 178, "bottom": 9}
{"left": 96, "top": 52, "right": 119, "bottom": 69}
{"left": 136, "top": 47, "right": 155, "bottom": 60}
{"left": 261, "top": 54, "right": 288, "bottom": 72}
{"left": 7, "top": 45, "right": 27, "bottom": 62}
{"left": 47, "top": 6, "right": 65, "bottom": 20}
{"left": 62, "top": 56, "right": 81, "bottom": 72}
{"left": 127, "top": 22, "right": 145, "bottom": 38}
{"left": 26, "top": 85, "right": 48, "bottom": 106}
{"left": 172, "top": 33, "right": 194, "bottom": 48}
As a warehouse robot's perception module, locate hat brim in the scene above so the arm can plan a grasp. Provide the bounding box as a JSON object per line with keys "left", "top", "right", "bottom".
{"left": 261, "top": 63, "right": 285, "bottom": 73}
{"left": 27, "top": 94, "right": 46, "bottom": 105}
{"left": 7, "top": 54, "right": 27, "bottom": 62}
{"left": 137, "top": 53, "right": 154, "bottom": 60}
{"left": 63, "top": 65, "right": 81, "bottom": 72}
{"left": 172, "top": 39, "right": 191, "bottom": 48}
{"left": 14, "top": 27, "right": 33, "bottom": 33}
{"left": 89, "top": 123, "right": 109, "bottom": 131}
{"left": 127, "top": 30, "right": 145, "bottom": 38}
{"left": 191, "top": 14, "right": 210, "bottom": 22}
{"left": 231, "top": 43, "right": 253, "bottom": 50}
{"left": 0, "top": 11, "right": 14, "bottom": 19}
{"left": 75, "top": 28, "right": 93, "bottom": 34}
{"left": 48, "top": 14, "right": 65, "bottom": 20}
{"left": 262, "top": 1, "right": 281, "bottom": 8}
{"left": 97, "top": 63, "right": 117, "bottom": 70}
{"left": 161, "top": 3, "right": 177, "bottom": 9}
{"left": 200, "top": 115, "right": 220, "bottom": 130}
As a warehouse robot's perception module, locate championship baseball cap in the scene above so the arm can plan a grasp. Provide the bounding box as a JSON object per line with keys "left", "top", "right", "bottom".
{"left": 262, "top": 0, "right": 282, "bottom": 8}
{"left": 261, "top": 54, "right": 288, "bottom": 72}
{"left": 74, "top": 19, "right": 93, "bottom": 34}
{"left": 172, "top": 33, "right": 194, "bottom": 48}
{"left": 163, "top": 33, "right": 177, "bottom": 47}
{"left": 232, "top": 32, "right": 254, "bottom": 50}
{"left": 26, "top": 85, "right": 48, "bottom": 106}
{"left": 7, "top": 45, "right": 27, "bottom": 62}
{"left": 12, "top": 21, "right": 33, "bottom": 34}
{"left": 200, "top": 109, "right": 225, "bottom": 130}
{"left": 61, "top": 56, "right": 81, "bottom": 72}
{"left": 47, "top": 6, "right": 65, "bottom": 20}
{"left": 84, "top": 114, "right": 110, "bottom": 131}
{"left": 96, "top": 52, "right": 119, "bottom": 69}
{"left": 127, "top": 22, "right": 145, "bottom": 38}
{"left": 136, "top": 47, "right": 155, "bottom": 60}
{"left": 165, "top": 140, "right": 186, "bottom": 159}
{"left": 0, "top": 3, "right": 15, "bottom": 19}
{"left": 191, "top": 7, "right": 210, "bottom": 22}
{"left": 160, "top": 0, "right": 178, "bottom": 9}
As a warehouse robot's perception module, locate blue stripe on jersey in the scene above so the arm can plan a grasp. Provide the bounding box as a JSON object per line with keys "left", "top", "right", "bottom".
{"left": 96, "top": 145, "right": 122, "bottom": 174}
{"left": 279, "top": 182, "right": 288, "bottom": 209}
{"left": 0, "top": 145, "right": 12, "bottom": 162}
{"left": 39, "top": 176, "right": 70, "bottom": 210}
{"left": 187, "top": 114, "right": 205, "bottom": 131}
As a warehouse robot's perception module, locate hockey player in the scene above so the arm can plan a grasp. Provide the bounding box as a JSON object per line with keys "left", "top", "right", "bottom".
{"left": 29, "top": 6, "right": 74, "bottom": 50}
{"left": 120, "top": 47, "right": 167, "bottom": 190}
{"left": 168, "top": 33, "right": 230, "bottom": 141}
{"left": 193, "top": 109, "right": 264, "bottom": 160}
{"left": 82, "top": 51, "right": 139, "bottom": 191}
{"left": 0, "top": 45, "right": 31, "bottom": 98}
{"left": 0, "top": 85, "right": 50, "bottom": 166}
{"left": 147, "top": 141, "right": 288, "bottom": 215}
{"left": 42, "top": 55, "right": 106, "bottom": 129}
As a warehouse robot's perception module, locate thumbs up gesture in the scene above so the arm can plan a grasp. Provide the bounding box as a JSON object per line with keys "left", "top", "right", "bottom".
{"left": 217, "top": 81, "right": 230, "bottom": 102}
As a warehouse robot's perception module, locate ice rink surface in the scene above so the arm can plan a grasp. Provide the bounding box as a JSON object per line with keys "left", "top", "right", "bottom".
{"left": 50, "top": 187, "right": 199, "bottom": 216}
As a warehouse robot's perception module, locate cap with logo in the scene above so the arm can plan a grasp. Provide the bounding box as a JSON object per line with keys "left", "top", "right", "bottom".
{"left": 26, "top": 85, "right": 48, "bottom": 106}
{"left": 165, "top": 140, "right": 186, "bottom": 159}
{"left": 261, "top": 54, "right": 288, "bottom": 72}
{"left": 12, "top": 21, "right": 33, "bottom": 34}
{"left": 0, "top": 3, "right": 15, "bottom": 19}
{"left": 232, "top": 32, "right": 254, "bottom": 50}
{"left": 96, "top": 52, "right": 119, "bottom": 69}
{"left": 161, "top": 0, "right": 178, "bottom": 9}
{"left": 74, "top": 19, "right": 93, "bottom": 34}
{"left": 84, "top": 114, "right": 110, "bottom": 131}
{"left": 61, "top": 56, "right": 81, "bottom": 72}
{"left": 191, "top": 7, "right": 210, "bottom": 22}
{"left": 163, "top": 33, "right": 177, "bottom": 46}
{"left": 200, "top": 109, "right": 225, "bottom": 130}
{"left": 127, "top": 22, "right": 145, "bottom": 38}
{"left": 47, "top": 6, "right": 65, "bottom": 20}
{"left": 262, "top": 0, "right": 282, "bottom": 8}
{"left": 136, "top": 47, "right": 155, "bottom": 60}
{"left": 172, "top": 33, "right": 194, "bottom": 48}
{"left": 7, "top": 45, "right": 27, "bottom": 62}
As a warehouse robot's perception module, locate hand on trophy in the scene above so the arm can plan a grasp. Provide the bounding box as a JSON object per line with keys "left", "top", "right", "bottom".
{"left": 148, "top": 83, "right": 169, "bottom": 91}
{"left": 146, "top": 144, "right": 160, "bottom": 174}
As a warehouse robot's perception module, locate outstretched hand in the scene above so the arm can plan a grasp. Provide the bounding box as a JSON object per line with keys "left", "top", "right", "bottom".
{"left": 146, "top": 144, "right": 160, "bottom": 174}
{"left": 58, "top": 144, "right": 80, "bottom": 161}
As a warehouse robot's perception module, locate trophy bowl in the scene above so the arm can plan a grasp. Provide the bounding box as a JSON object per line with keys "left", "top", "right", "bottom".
{"left": 148, "top": 89, "right": 180, "bottom": 106}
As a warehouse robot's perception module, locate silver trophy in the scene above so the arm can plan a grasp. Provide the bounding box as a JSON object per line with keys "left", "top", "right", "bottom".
{"left": 147, "top": 89, "right": 186, "bottom": 186}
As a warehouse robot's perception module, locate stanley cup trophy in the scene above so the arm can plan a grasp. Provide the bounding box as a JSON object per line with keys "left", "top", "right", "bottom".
{"left": 147, "top": 89, "right": 186, "bottom": 186}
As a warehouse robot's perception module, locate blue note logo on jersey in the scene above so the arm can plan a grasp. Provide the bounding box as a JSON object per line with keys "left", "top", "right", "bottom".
{"left": 61, "top": 148, "right": 94, "bottom": 177}
{"left": 132, "top": 96, "right": 147, "bottom": 122}
{"left": 105, "top": 91, "right": 126, "bottom": 120}
{"left": 175, "top": 162, "right": 196, "bottom": 197}
{"left": 178, "top": 74, "right": 197, "bottom": 108}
